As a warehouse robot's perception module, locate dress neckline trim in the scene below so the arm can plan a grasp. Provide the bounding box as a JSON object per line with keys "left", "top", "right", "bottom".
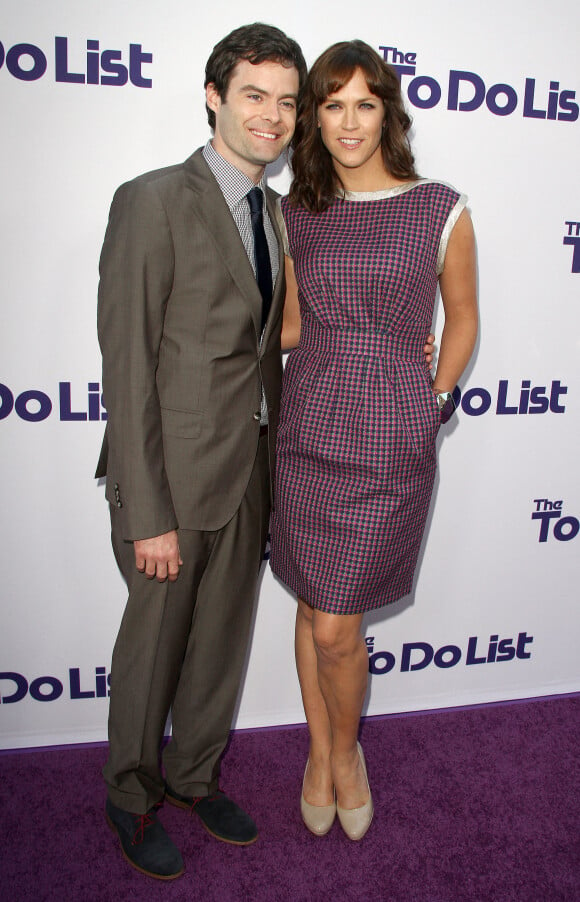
{"left": 340, "top": 178, "right": 437, "bottom": 202}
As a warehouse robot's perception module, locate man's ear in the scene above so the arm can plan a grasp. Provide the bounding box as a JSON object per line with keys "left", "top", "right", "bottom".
{"left": 206, "top": 82, "right": 220, "bottom": 114}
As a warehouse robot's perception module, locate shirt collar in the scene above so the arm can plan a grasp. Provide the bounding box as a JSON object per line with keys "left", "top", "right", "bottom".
{"left": 203, "top": 140, "right": 268, "bottom": 209}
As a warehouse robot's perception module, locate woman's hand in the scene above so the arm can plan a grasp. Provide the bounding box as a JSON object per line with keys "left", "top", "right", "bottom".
{"left": 424, "top": 333, "right": 436, "bottom": 369}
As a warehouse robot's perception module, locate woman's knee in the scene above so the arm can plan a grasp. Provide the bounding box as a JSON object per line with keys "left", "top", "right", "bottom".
{"left": 311, "top": 612, "right": 363, "bottom": 663}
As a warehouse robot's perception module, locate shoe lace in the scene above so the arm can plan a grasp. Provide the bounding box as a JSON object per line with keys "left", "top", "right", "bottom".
{"left": 131, "top": 802, "right": 161, "bottom": 845}
{"left": 131, "top": 813, "right": 154, "bottom": 845}
{"left": 188, "top": 789, "right": 220, "bottom": 813}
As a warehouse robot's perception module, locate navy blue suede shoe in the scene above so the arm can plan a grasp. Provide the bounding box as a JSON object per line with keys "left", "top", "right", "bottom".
{"left": 165, "top": 785, "right": 258, "bottom": 846}
{"left": 105, "top": 797, "right": 184, "bottom": 880}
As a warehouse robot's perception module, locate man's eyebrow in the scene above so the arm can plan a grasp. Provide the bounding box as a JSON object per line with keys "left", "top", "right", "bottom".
{"left": 238, "top": 83, "right": 298, "bottom": 99}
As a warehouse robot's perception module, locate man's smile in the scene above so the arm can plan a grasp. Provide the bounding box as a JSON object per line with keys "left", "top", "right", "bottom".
{"left": 249, "top": 129, "right": 281, "bottom": 140}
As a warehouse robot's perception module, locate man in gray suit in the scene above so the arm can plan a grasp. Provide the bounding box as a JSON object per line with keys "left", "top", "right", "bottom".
{"left": 97, "top": 23, "right": 306, "bottom": 880}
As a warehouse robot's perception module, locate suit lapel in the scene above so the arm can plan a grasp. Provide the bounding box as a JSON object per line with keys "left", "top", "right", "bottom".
{"left": 262, "top": 188, "right": 285, "bottom": 348}
{"left": 183, "top": 151, "right": 262, "bottom": 336}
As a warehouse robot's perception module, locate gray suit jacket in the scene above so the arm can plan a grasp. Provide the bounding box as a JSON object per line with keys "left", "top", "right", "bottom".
{"left": 96, "top": 148, "right": 285, "bottom": 539}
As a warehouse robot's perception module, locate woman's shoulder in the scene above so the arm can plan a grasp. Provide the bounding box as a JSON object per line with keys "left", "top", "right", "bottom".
{"left": 410, "top": 178, "right": 465, "bottom": 202}
{"left": 410, "top": 180, "right": 469, "bottom": 225}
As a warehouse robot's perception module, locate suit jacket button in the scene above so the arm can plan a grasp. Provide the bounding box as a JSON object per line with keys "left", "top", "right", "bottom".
{"left": 253, "top": 412, "right": 261, "bottom": 421}
{"left": 116, "top": 501, "right": 123, "bottom": 508}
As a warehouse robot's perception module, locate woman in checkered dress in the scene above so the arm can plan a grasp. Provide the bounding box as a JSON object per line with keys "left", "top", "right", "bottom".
{"left": 270, "top": 41, "right": 478, "bottom": 839}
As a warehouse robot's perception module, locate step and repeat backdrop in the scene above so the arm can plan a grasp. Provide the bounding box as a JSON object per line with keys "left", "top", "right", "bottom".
{"left": 1, "top": 1, "right": 578, "bottom": 748}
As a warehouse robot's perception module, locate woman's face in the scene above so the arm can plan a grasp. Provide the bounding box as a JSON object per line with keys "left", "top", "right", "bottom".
{"left": 317, "top": 68, "right": 385, "bottom": 178}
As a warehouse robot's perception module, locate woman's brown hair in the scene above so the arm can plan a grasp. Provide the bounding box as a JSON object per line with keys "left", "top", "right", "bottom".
{"left": 289, "top": 40, "right": 417, "bottom": 213}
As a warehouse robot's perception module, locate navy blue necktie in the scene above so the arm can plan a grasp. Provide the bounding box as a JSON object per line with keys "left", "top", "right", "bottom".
{"left": 247, "top": 187, "right": 272, "bottom": 331}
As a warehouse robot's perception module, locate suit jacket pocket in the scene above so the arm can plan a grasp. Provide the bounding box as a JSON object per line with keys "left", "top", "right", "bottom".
{"left": 161, "top": 406, "right": 203, "bottom": 439}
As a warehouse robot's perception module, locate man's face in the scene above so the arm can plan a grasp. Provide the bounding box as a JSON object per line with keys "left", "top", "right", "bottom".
{"left": 206, "top": 59, "right": 299, "bottom": 182}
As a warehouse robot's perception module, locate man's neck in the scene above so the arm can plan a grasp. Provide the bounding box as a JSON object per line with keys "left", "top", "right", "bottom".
{"left": 209, "top": 139, "right": 265, "bottom": 185}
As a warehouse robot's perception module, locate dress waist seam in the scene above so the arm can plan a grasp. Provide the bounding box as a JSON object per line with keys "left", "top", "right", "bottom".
{"left": 298, "top": 317, "right": 428, "bottom": 361}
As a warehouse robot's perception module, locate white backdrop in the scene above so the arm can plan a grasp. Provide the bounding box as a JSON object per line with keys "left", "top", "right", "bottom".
{"left": 1, "top": 0, "right": 578, "bottom": 749}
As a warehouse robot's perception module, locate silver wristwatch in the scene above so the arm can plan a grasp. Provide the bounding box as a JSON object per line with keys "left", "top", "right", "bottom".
{"left": 432, "top": 389, "right": 456, "bottom": 424}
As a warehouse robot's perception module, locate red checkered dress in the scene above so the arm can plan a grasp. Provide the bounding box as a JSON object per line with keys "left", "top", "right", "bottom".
{"left": 270, "top": 181, "right": 466, "bottom": 614}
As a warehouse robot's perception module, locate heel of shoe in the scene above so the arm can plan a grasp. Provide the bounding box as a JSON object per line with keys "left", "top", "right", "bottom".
{"left": 336, "top": 743, "right": 373, "bottom": 841}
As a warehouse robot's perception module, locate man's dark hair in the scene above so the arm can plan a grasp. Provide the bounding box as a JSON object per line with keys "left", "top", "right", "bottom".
{"left": 204, "top": 23, "right": 307, "bottom": 129}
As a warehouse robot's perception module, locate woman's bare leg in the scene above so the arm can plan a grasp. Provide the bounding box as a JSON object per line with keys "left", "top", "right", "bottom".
{"left": 312, "top": 607, "right": 369, "bottom": 809}
{"left": 295, "top": 597, "right": 333, "bottom": 805}
{"left": 296, "top": 598, "right": 369, "bottom": 810}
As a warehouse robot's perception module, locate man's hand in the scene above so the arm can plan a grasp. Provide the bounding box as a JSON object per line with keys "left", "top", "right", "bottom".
{"left": 134, "top": 530, "right": 182, "bottom": 582}
{"left": 424, "top": 332, "right": 436, "bottom": 369}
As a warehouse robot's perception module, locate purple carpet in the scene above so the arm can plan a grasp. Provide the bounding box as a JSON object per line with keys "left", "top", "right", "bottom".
{"left": 2, "top": 696, "right": 579, "bottom": 901}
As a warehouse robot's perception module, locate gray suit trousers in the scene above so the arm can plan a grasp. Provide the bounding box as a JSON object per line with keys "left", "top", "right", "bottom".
{"left": 103, "top": 435, "right": 270, "bottom": 814}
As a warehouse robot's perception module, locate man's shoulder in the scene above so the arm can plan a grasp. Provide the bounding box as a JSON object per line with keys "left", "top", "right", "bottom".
{"left": 131, "top": 161, "right": 187, "bottom": 187}
{"left": 116, "top": 148, "right": 208, "bottom": 197}
{"left": 106, "top": 149, "right": 216, "bottom": 214}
